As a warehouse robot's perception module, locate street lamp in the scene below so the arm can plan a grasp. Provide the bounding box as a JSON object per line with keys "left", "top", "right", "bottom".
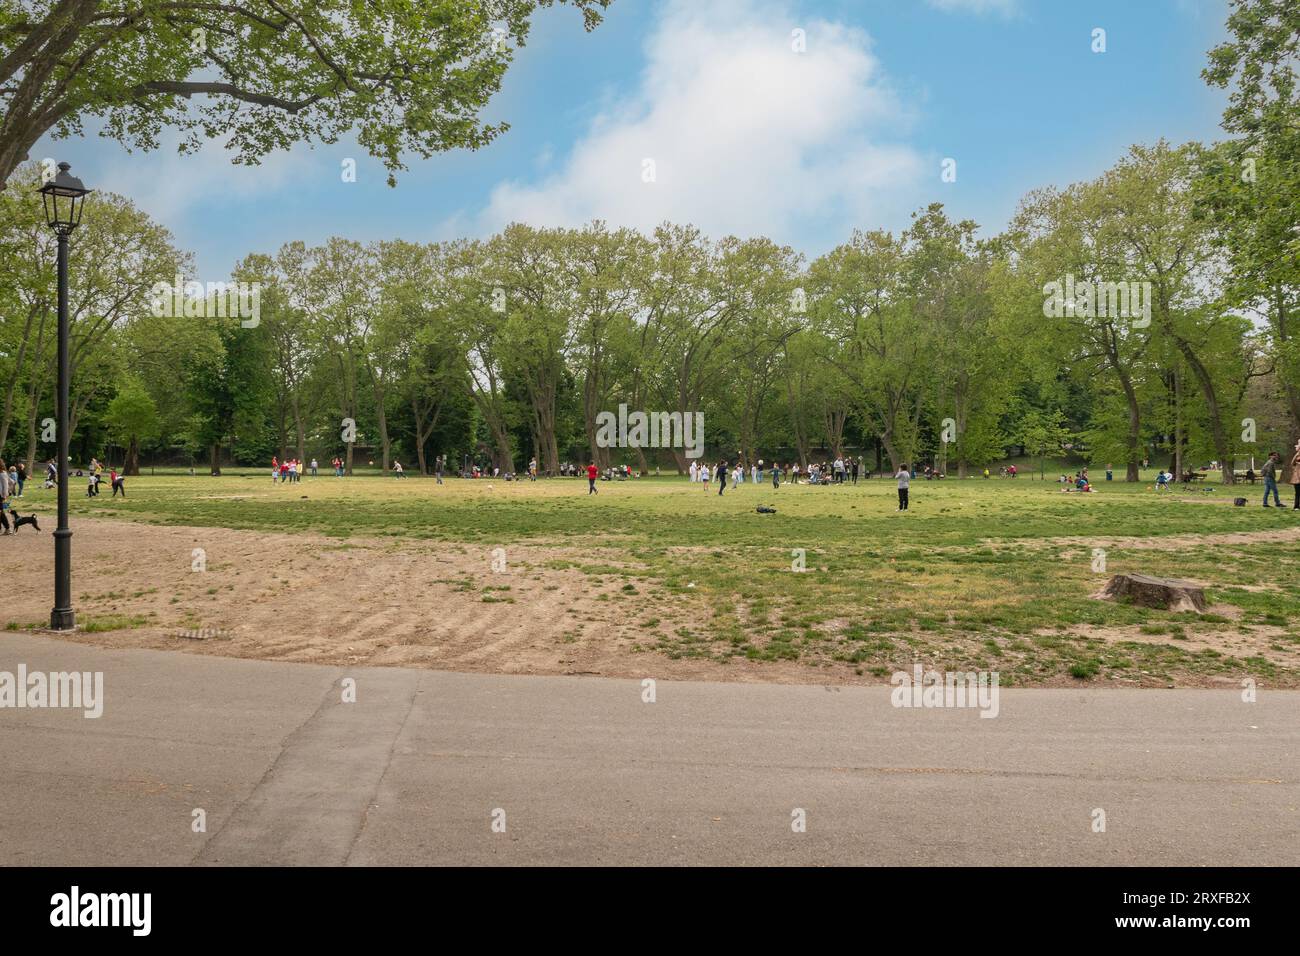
{"left": 38, "top": 162, "right": 91, "bottom": 631}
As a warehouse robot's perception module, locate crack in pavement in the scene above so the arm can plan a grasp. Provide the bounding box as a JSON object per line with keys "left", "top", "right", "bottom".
{"left": 192, "top": 668, "right": 421, "bottom": 865}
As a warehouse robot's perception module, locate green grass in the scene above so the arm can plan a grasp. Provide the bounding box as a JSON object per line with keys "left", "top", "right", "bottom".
{"left": 31, "top": 469, "right": 1300, "bottom": 686}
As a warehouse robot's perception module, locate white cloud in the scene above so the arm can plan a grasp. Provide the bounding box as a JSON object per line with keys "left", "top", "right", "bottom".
{"left": 90, "top": 129, "right": 309, "bottom": 224}
{"left": 476, "top": 0, "right": 924, "bottom": 244}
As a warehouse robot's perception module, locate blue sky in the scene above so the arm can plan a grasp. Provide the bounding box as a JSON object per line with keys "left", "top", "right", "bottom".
{"left": 38, "top": 0, "right": 1233, "bottom": 278}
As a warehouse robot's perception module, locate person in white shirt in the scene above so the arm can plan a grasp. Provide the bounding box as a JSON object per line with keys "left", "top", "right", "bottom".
{"left": 896, "top": 464, "right": 911, "bottom": 511}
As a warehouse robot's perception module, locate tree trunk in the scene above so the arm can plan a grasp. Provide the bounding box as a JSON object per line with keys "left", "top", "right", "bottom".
{"left": 125, "top": 435, "right": 141, "bottom": 476}
{"left": 1118, "top": 370, "right": 1141, "bottom": 482}
{"left": 413, "top": 403, "right": 429, "bottom": 476}
{"left": 880, "top": 431, "right": 900, "bottom": 473}
{"left": 24, "top": 409, "right": 39, "bottom": 478}
{"left": 293, "top": 393, "right": 306, "bottom": 464}
{"left": 209, "top": 443, "right": 222, "bottom": 476}
{"left": 375, "top": 386, "right": 391, "bottom": 472}
{"left": 1174, "top": 337, "right": 1234, "bottom": 485}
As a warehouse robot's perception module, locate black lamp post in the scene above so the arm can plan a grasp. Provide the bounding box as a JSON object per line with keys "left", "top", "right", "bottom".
{"left": 37, "top": 162, "right": 91, "bottom": 631}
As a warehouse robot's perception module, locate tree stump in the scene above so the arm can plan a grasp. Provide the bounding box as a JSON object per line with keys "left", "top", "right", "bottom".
{"left": 1101, "top": 573, "right": 1206, "bottom": 613}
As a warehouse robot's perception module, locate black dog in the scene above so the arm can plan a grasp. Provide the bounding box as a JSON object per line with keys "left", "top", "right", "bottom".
{"left": 9, "top": 511, "right": 40, "bottom": 533}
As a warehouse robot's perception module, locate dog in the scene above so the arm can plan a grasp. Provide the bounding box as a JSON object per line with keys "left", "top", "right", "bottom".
{"left": 9, "top": 510, "right": 41, "bottom": 532}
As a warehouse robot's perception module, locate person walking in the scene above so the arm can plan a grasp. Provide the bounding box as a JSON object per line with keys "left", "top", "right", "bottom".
{"left": 717, "top": 460, "right": 728, "bottom": 496}
{"left": 435, "top": 454, "right": 445, "bottom": 485}
{"left": 586, "top": 461, "right": 599, "bottom": 494}
{"left": 1262, "top": 451, "right": 1282, "bottom": 507}
{"left": 0, "top": 460, "right": 10, "bottom": 535}
{"left": 1285, "top": 440, "right": 1300, "bottom": 511}
{"left": 14, "top": 462, "right": 25, "bottom": 498}
{"left": 896, "top": 463, "right": 911, "bottom": 511}
{"left": 850, "top": 457, "right": 859, "bottom": 485}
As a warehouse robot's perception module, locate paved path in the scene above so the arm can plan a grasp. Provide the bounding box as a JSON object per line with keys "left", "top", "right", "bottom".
{"left": 1, "top": 633, "right": 1295, "bottom": 865}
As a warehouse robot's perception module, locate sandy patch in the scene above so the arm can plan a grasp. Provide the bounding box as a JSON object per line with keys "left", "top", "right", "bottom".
{"left": 984, "top": 524, "right": 1300, "bottom": 552}
{"left": 1060, "top": 623, "right": 1300, "bottom": 669}
{"left": 2, "top": 519, "right": 840, "bottom": 684}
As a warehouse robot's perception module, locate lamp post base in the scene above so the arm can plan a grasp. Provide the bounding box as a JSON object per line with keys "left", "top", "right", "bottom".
{"left": 49, "top": 608, "right": 76, "bottom": 630}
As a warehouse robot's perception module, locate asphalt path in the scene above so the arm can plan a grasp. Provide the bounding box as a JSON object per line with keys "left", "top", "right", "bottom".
{"left": 1, "top": 633, "right": 1295, "bottom": 865}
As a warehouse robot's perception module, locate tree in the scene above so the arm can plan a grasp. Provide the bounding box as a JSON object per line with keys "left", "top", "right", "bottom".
{"left": 0, "top": 0, "right": 611, "bottom": 188}
{"left": 1013, "top": 180, "right": 1153, "bottom": 481}
{"left": 103, "top": 374, "right": 157, "bottom": 474}
{"left": 1200, "top": 1, "right": 1300, "bottom": 436}
{"left": 446, "top": 238, "right": 518, "bottom": 473}
{"left": 0, "top": 161, "right": 181, "bottom": 471}
{"left": 809, "top": 228, "right": 924, "bottom": 471}
{"left": 1101, "top": 142, "right": 1246, "bottom": 481}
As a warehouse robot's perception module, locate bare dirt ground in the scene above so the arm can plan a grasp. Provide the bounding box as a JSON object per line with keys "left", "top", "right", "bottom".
{"left": 6, "top": 518, "right": 1297, "bottom": 688}
{"left": 985, "top": 524, "right": 1300, "bottom": 552}
{"left": 4, "top": 518, "right": 830, "bottom": 684}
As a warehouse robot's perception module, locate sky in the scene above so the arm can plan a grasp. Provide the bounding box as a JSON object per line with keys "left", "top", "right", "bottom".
{"left": 36, "top": 0, "right": 1234, "bottom": 279}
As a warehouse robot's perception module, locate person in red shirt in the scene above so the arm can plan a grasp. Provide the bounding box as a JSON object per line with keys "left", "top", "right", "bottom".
{"left": 586, "top": 462, "right": 599, "bottom": 494}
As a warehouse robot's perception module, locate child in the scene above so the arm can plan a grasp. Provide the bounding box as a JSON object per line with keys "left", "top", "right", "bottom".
{"left": 111, "top": 469, "right": 126, "bottom": 497}
{"left": 896, "top": 463, "right": 911, "bottom": 511}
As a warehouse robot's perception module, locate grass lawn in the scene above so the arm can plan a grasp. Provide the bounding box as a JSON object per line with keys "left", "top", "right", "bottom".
{"left": 13, "top": 469, "right": 1300, "bottom": 687}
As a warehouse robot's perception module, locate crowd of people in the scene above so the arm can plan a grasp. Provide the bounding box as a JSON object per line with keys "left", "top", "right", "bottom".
{"left": 1059, "top": 468, "right": 1094, "bottom": 493}
{"left": 270, "top": 456, "right": 321, "bottom": 481}
{"left": 685, "top": 456, "right": 878, "bottom": 488}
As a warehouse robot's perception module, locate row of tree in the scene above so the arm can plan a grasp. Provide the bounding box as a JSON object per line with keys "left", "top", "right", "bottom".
{"left": 1, "top": 3, "right": 1295, "bottom": 480}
